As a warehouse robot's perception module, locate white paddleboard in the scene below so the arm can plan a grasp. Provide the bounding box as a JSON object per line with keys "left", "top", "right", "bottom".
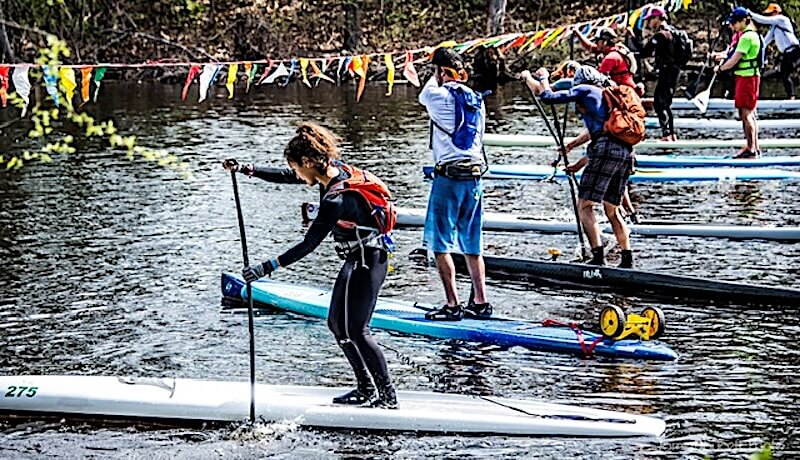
{"left": 646, "top": 117, "right": 800, "bottom": 130}
{"left": 483, "top": 133, "right": 800, "bottom": 150}
{"left": 0, "top": 375, "right": 666, "bottom": 437}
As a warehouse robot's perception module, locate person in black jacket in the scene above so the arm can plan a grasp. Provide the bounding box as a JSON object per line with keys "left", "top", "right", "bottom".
{"left": 629, "top": 6, "right": 681, "bottom": 141}
{"left": 223, "top": 122, "right": 397, "bottom": 409}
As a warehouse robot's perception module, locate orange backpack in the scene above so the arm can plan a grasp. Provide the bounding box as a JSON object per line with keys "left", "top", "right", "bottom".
{"left": 325, "top": 162, "right": 397, "bottom": 235}
{"left": 603, "top": 85, "right": 646, "bottom": 146}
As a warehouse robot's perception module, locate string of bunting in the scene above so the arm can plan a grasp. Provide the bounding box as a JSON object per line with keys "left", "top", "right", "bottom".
{"left": 0, "top": 0, "right": 689, "bottom": 113}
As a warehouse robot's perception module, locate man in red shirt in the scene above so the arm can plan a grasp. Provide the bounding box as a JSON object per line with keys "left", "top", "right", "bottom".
{"left": 576, "top": 27, "right": 644, "bottom": 95}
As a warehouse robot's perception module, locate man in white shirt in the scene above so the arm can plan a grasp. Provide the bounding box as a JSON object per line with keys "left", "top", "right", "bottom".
{"left": 750, "top": 3, "right": 800, "bottom": 98}
{"left": 418, "top": 47, "right": 491, "bottom": 321}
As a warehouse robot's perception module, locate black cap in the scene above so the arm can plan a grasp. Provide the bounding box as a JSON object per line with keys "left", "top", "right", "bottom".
{"left": 431, "top": 47, "right": 464, "bottom": 68}
{"left": 594, "top": 27, "right": 618, "bottom": 42}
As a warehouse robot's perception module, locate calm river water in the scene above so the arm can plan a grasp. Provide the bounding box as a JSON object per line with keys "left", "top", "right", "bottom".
{"left": 1, "top": 81, "right": 799, "bottom": 458}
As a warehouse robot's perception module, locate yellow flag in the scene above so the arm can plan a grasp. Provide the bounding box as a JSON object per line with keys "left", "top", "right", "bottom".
{"left": 58, "top": 67, "right": 77, "bottom": 109}
{"left": 520, "top": 30, "right": 547, "bottom": 53}
{"left": 226, "top": 64, "right": 238, "bottom": 99}
{"left": 300, "top": 58, "right": 312, "bottom": 88}
{"left": 629, "top": 8, "right": 642, "bottom": 28}
{"left": 682, "top": 0, "right": 693, "bottom": 9}
{"left": 384, "top": 54, "right": 395, "bottom": 97}
{"left": 540, "top": 27, "right": 565, "bottom": 49}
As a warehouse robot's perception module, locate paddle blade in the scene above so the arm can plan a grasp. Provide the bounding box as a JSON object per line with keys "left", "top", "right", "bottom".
{"left": 690, "top": 89, "right": 711, "bottom": 114}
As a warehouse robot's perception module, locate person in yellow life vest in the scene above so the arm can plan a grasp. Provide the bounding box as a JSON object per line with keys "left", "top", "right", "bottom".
{"left": 715, "top": 7, "right": 764, "bottom": 158}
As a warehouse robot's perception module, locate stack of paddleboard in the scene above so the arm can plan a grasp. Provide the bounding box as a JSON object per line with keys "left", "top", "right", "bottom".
{"left": 422, "top": 164, "right": 800, "bottom": 182}
{"left": 302, "top": 203, "right": 800, "bottom": 242}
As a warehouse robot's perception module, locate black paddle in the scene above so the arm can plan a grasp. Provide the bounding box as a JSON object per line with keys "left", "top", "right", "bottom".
{"left": 228, "top": 161, "right": 257, "bottom": 424}
{"left": 523, "top": 83, "right": 588, "bottom": 260}
{"left": 685, "top": 30, "right": 722, "bottom": 98}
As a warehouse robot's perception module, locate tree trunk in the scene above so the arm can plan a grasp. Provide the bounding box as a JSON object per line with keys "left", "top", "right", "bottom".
{"left": 0, "top": 9, "right": 16, "bottom": 62}
{"left": 488, "top": 0, "right": 507, "bottom": 36}
{"left": 343, "top": 2, "right": 361, "bottom": 51}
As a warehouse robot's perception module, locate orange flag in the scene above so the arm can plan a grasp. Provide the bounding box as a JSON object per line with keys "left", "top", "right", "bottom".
{"left": 350, "top": 55, "right": 369, "bottom": 102}
{"left": 310, "top": 60, "right": 335, "bottom": 84}
{"left": 80, "top": 66, "right": 92, "bottom": 104}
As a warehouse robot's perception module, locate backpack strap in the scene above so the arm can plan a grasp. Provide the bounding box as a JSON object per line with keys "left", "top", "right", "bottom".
{"left": 605, "top": 49, "right": 634, "bottom": 77}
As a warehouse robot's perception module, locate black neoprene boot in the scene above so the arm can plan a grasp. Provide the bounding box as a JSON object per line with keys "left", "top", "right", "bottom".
{"left": 333, "top": 339, "right": 376, "bottom": 405}
{"left": 366, "top": 376, "right": 398, "bottom": 409}
{"left": 618, "top": 250, "right": 634, "bottom": 269}
{"left": 587, "top": 246, "right": 605, "bottom": 266}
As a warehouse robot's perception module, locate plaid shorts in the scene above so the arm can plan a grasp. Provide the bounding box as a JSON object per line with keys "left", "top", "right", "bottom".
{"left": 578, "top": 135, "right": 633, "bottom": 206}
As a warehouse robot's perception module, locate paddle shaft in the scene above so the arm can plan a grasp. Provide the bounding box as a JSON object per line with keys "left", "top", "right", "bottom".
{"left": 524, "top": 84, "right": 588, "bottom": 259}
{"left": 560, "top": 34, "right": 574, "bottom": 140}
{"left": 229, "top": 169, "right": 257, "bottom": 423}
{"left": 687, "top": 31, "right": 722, "bottom": 95}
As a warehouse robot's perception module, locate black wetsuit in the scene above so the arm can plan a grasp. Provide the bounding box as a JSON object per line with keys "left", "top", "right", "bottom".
{"left": 633, "top": 26, "right": 680, "bottom": 138}
{"left": 250, "top": 165, "right": 391, "bottom": 387}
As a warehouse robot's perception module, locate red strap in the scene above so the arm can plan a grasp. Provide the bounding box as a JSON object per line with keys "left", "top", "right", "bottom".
{"left": 542, "top": 319, "right": 604, "bottom": 357}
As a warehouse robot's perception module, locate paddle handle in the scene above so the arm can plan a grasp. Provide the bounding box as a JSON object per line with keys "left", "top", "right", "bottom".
{"left": 229, "top": 169, "right": 257, "bottom": 424}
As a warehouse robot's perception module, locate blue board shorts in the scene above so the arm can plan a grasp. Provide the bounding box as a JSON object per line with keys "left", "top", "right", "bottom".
{"left": 423, "top": 176, "right": 483, "bottom": 255}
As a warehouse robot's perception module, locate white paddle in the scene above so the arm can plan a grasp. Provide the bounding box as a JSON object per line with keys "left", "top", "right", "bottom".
{"left": 690, "top": 72, "right": 718, "bottom": 114}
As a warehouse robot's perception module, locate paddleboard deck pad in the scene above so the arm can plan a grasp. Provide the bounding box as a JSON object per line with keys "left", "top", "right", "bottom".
{"left": 220, "top": 273, "right": 678, "bottom": 361}
{"left": 0, "top": 375, "right": 666, "bottom": 437}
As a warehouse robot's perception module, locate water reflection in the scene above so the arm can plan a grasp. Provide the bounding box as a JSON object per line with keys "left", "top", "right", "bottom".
{"left": 1, "top": 81, "right": 799, "bottom": 458}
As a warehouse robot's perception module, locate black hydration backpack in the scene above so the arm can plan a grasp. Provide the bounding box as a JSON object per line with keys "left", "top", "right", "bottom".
{"left": 670, "top": 26, "right": 694, "bottom": 67}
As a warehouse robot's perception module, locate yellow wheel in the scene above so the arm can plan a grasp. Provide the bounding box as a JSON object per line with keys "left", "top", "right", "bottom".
{"left": 641, "top": 306, "right": 666, "bottom": 340}
{"left": 599, "top": 305, "right": 626, "bottom": 339}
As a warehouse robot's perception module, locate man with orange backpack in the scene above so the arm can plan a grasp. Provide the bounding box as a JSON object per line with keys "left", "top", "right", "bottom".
{"left": 521, "top": 66, "right": 643, "bottom": 268}
{"left": 223, "top": 122, "right": 398, "bottom": 409}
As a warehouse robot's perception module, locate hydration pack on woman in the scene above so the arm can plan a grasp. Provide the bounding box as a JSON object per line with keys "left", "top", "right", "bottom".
{"left": 325, "top": 163, "right": 397, "bottom": 236}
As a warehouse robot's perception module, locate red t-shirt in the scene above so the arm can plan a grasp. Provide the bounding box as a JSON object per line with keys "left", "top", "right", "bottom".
{"left": 598, "top": 49, "right": 636, "bottom": 89}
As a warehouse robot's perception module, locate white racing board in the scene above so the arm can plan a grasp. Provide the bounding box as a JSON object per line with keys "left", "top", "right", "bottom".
{"left": 0, "top": 375, "right": 666, "bottom": 437}
{"left": 646, "top": 117, "right": 800, "bottom": 130}
{"left": 663, "top": 97, "right": 800, "bottom": 112}
{"left": 483, "top": 133, "right": 800, "bottom": 150}
{"left": 302, "top": 204, "right": 800, "bottom": 242}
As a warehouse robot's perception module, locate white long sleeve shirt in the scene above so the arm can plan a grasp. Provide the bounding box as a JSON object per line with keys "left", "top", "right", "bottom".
{"left": 750, "top": 11, "right": 800, "bottom": 53}
{"left": 418, "top": 76, "right": 486, "bottom": 165}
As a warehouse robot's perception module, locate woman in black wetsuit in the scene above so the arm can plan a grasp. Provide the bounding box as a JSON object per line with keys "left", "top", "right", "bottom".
{"left": 223, "top": 122, "right": 397, "bottom": 409}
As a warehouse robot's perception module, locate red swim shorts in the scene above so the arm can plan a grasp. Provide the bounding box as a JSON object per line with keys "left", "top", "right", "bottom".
{"left": 735, "top": 75, "right": 760, "bottom": 110}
